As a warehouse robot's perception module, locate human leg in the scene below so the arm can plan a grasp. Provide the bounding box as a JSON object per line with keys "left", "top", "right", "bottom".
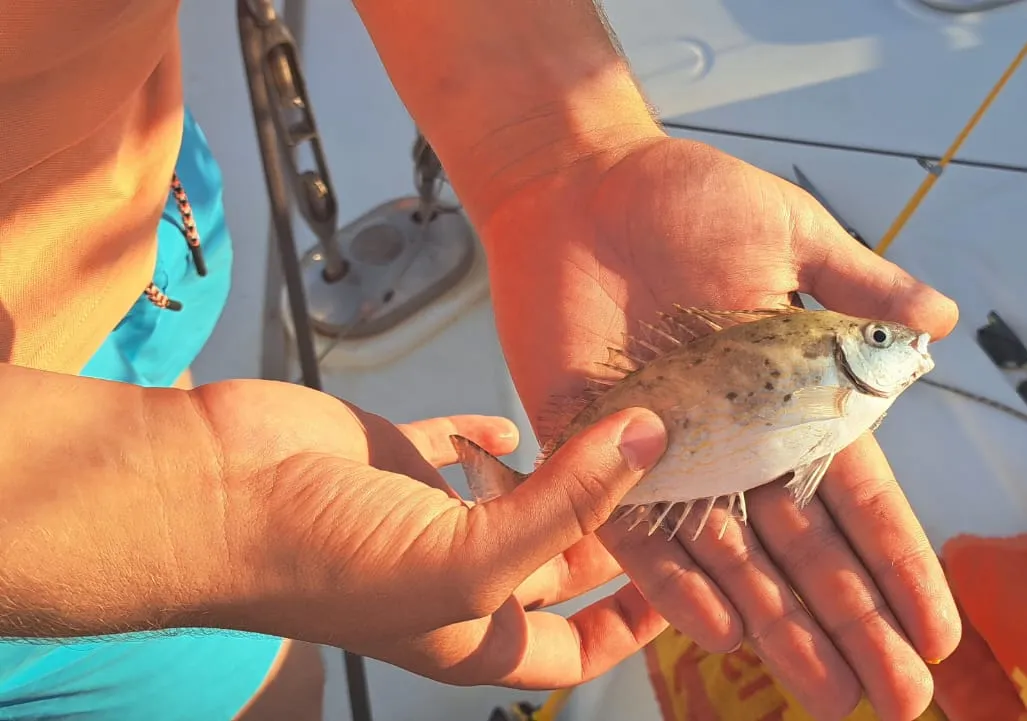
{"left": 232, "top": 640, "right": 326, "bottom": 721}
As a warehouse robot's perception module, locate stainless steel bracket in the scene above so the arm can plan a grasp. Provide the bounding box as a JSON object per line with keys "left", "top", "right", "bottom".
{"left": 297, "top": 198, "right": 477, "bottom": 339}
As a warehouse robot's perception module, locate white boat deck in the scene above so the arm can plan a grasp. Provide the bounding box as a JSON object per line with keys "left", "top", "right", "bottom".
{"left": 178, "top": 0, "right": 1027, "bottom": 718}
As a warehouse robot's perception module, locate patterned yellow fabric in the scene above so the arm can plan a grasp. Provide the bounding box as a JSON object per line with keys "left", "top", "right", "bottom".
{"left": 644, "top": 628, "right": 948, "bottom": 721}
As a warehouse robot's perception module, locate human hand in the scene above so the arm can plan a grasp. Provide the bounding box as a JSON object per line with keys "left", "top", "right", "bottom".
{"left": 479, "top": 133, "right": 961, "bottom": 719}
{"left": 189, "top": 380, "right": 669, "bottom": 687}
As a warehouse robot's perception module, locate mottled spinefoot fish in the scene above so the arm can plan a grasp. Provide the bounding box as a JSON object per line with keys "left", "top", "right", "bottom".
{"left": 452, "top": 306, "right": 935, "bottom": 541}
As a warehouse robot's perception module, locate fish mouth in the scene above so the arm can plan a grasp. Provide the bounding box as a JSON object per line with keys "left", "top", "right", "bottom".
{"left": 913, "top": 332, "right": 935, "bottom": 376}
{"left": 914, "top": 332, "right": 931, "bottom": 358}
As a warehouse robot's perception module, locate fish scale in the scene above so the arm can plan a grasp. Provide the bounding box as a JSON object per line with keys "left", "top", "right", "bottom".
{"left": 451, "top": 305, "right": 935, "bottom": 542}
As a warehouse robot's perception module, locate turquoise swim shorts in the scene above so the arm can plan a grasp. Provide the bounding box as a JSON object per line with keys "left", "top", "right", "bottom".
{"left": 0, "top": 109, "right": 286, "bottom": 720}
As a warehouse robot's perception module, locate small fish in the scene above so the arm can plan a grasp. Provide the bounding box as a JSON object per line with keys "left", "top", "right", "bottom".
{"left": 451, "top": 306, "right": 935, "bottom": 541}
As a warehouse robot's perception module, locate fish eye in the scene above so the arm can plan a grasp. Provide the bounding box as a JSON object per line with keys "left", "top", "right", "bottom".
{"left": 864, "top": 323, "right": 892, "bottom": 347}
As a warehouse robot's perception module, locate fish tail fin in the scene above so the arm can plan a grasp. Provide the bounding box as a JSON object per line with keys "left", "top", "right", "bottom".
{"left": 450, "top": 435, "right": 529, "bottom": 503}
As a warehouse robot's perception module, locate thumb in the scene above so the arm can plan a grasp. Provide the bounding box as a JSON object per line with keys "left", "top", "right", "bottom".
{"left": 796, "top": 215, "right": 959, "bottom": 340}
{"left": 466, "top": 406, "right": 667, "bottom": 597}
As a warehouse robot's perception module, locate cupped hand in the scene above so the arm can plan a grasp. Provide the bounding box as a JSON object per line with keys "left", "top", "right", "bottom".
{"left": 190, "top": 379, "right": 669, "bottom": 688}
{"left": 480, "top": 134, "right": 962, "bottom": 719}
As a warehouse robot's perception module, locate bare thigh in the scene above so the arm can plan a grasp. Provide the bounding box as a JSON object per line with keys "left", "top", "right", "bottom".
{"left": 233, "top": 639, "right": 326, "bottom": 721}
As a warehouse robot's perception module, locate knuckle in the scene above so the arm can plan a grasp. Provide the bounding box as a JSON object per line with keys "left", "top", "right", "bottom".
{"left": 833, "top": 474, "right": 902, "bottom": 525}
{"left": 565, "top": 468, "right": 616, "bottom": 535}
{"left": 450, "top": 566, "right": 506, "bottom": 621}
{"left": 456, "top": 596, "right": 495, "bottom": 622}
{"left": 650, "top": 558, "right": 701, "bottom": 603}
{"left": 869, "top": 543, "right": 939, "bottom": 595}
{"left": 828, "top": 602, "right": 889, "bottom": 644}
{"left": 748, "top": 604, "right": 810, "bottom": 648}
{"left": 466, "top": 585, "right": 505, "bottom": 619}
{"left": 446, "top": 584, "right": 490, "bottom": 623}
{"left": 710, "top": 535, "right": 768, "bottom": 584}
{"left": 880, "top": 271, "right": 911, "bottom": 321}
{"left": 776, "top": 520, "right": 851, "bottom": 575}
{"left": 462, "top": 513, "right": 508, "bottom": 615}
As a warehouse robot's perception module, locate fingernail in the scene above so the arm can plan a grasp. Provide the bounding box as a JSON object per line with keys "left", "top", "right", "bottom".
{"left": 618, "top": 412, "right": 667, "bottom": 472}
{"left": 925, "top": 657, "right": 944, "bottom": 665}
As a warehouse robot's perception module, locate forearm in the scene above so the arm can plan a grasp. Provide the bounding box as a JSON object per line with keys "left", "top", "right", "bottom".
{"left": 352, "top": 0, "right": 663, "bottom": 222}
{"left": 0, "top": 365, "right": 230, "bottom": 639}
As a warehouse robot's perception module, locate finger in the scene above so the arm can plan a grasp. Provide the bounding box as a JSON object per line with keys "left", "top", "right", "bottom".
{"left": 930, "top": 594, "right": 1026, "bottom": 721}
{"left": 505, "top": 582, "right": 668, "bottom": 688}
{"left": 598, "top": 519, "right": 742, "bottom": 653}
{"left": 463, "top": 407, "right": 667, "bottom": 603}
{"left": 819, "top": 435, "right": 961, "bottom": 666}
{"left": 672, "top": 503, "right": 862, "bottom": 720}
{"left": 793, "top": 205, "right": 959, "bottom": 340}
{"left": 408, "top": 582, "right": 668, "bottom": 689}
{"left": 514, "top": 535, "right": 623, "bottom": 610}
{"left": 747, "top": 478, "right": 934, "bottom": 721}
{"left": 352, "top": 412, "right": 518, "bottom": 495}
{"left": 399, "top": 415, "right": 519, "bottom": 467}
{"left": 345, "top": 407, "right": 517, "bottom": 477}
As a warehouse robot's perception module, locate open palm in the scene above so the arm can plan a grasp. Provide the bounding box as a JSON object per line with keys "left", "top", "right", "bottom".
{"left": 193, "top": 380, "right": 671, "bottom": 686}
{"left": 481, "top": 136, "right": 961, "bottom": 721}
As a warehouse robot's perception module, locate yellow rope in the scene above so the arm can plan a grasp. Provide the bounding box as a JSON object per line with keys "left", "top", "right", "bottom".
{"left": 530, "top": 688, "right": 573, "bottom": 721}
{"left": 875, "top": 38, "right": 1027, "bottom": 257}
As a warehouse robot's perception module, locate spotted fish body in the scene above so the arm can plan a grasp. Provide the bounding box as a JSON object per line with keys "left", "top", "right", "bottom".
{"left": 452, "top": 306, "right": 935, "bottom": 541}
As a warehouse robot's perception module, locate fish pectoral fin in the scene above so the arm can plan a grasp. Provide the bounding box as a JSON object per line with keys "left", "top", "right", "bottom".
{"left": 450, "top": 435, "right": 528, "bottom": 503}
{"left": 784, "top": 453, "right": 836, "bottom": 508}
{"left": 787, "top": 386, "right": 854, "bottom": 422}
{"left": 755, "top": 386, "right": 853, "bottom": 430}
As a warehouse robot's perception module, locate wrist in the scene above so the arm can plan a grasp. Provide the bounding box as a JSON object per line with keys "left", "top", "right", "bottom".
{"left": 441, "top": 68, "right": 666, "bottom": 226}
{"left": 353, "top": 0, "right": 667, "bottom": 224}
{"left": 151, "top": 388, "right": 253, "bottom": 630}
{"left": 171, "top": 381, "right": 367, "bottom": 637}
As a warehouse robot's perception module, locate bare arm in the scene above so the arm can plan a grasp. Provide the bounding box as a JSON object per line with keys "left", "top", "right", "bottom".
{"left": 350, "top": 0, "right": 662, "bottom": 224}
{"left": 0, "top": 364, "right": 232, "bottom": 639}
